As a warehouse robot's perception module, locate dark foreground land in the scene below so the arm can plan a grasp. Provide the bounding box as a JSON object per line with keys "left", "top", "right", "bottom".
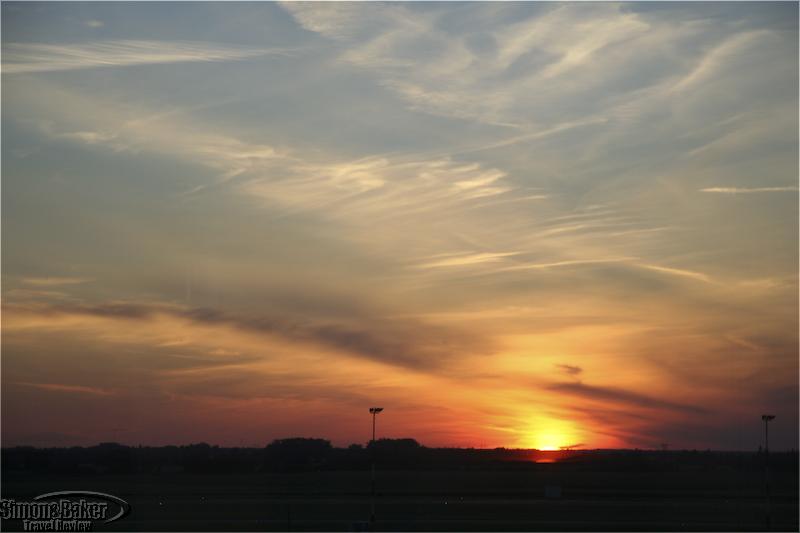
{"left": 2, "top": 442, "right": 798, "bottom": 531}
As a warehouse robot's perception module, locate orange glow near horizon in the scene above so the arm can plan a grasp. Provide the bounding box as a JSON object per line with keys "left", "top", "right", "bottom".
{"left": 3, "top": 299, "right": 790, "bottom": 450}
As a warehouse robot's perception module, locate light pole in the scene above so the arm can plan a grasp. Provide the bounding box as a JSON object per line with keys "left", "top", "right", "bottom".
{"left": 370, "top": 407, "right": 383, "bottom": 443}
{"left": 762, "top": 415, "right": 775, "bottom": 454}
{"left": 369, "top": 407, "right": 383, "bottom": 529}
{"left": 762, "top": 414, "right": 775, "bottom": 531}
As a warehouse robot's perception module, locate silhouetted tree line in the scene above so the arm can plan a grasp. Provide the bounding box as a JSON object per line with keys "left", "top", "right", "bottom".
{"left": 2, "top": 440, "right": 797, "bottom": 476}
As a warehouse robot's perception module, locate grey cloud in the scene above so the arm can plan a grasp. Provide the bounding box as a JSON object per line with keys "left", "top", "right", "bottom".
{"left": 548, "top": 381, "right": 706, "bottom": 416}
{"left": 18, "top": 302, "right": 488, "bottom": 371}
{"left": 555, "top": 364, "right": 582, "bottom": 376}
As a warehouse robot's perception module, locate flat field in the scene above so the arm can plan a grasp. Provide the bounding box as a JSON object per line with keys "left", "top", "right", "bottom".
{"left": 2, "top": 467, "right": 797, "bottom": 531}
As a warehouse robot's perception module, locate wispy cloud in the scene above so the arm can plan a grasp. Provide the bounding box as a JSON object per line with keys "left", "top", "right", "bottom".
{"left": 280, "top": 3, "right": 651, "bottom": 128}
{"left": 700, "top": 186, "right": 798, "bottom": 194}
{"left": 15, "top": 382, "right": 113, "bottom": 396}
{"left": 638, "top": 264, "right": 712, "bottom": 283}
{"left": 415, "top": 252, "right": 519, "bottom": 269}
{"left": 670, "top": 31, "right": 769, "bottom": 94}
{"left": 501, "top": 257, "right": 635, "bottom": 272}
{"left": 2, "top": 40, "right": 289, "bottom": 73}
{"left": 240, "top": 156, "right": 515, "bottom": 220}
{"left": 25, "top": 83, "right": 517, "bottom": 239}
{"left": 22, "top": 276, "right": 91, "bottom": 287}
{"left": 58, "top": 130, "right": 119, "bottom": 145}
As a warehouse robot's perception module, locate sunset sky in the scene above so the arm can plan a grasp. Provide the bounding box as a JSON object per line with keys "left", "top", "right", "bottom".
{"left": 2, "top": 2, "right": 797, "bottom": 451}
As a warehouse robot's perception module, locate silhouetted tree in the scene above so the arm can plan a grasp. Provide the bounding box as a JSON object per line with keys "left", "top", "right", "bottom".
{"left": 263, "top": 438, "right": 332, "bottom": 472}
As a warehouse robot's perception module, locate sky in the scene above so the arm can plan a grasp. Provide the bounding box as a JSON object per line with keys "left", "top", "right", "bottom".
{"left": 1, "top": 2, "right": 798, "bottom": 451}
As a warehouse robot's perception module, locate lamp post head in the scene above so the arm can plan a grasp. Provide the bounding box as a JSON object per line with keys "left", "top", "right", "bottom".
{"left": 369, "top": 407, "right": 384, "bottom": 414}
{"left": 762, "top": 415, "right": 776, "bottom": 422}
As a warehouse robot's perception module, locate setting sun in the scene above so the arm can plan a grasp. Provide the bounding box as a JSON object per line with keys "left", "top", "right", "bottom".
{"left": 518, "top": 418, "right": 582, "bottom": 450}
{"left": 533, "top": 435, "right": 564, "bottom": 452}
